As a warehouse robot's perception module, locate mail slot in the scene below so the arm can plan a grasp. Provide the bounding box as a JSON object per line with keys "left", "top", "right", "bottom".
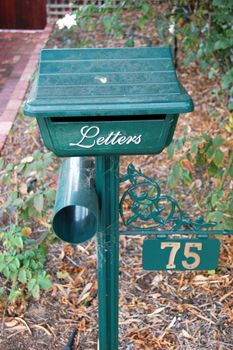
{"left": 35, "top": 114, "right": 178, "bottom": 156}
{"left": 24, "top": 47, "right": 193, "bottom": 156}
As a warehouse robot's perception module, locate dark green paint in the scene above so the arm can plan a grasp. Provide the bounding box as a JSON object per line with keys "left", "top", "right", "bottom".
{"left": 36, "top": 114, "right": 178, "bottom": 156}
{"left": 96, "top": 156, "right": 119, "bottom": 350}
{"left": 52, "top": 157, "right": 99, "bottom": 244}
{"left": 24, "top": 47, "right": 193, "bottom": 118}
{"left": 120, "top": 229, "right": 233, "bottom": 236}
{"left": 143, "top": 238, "right": 220, "bottom": 271}
{"left": 120, "top": 164, "right": 217, "bottom": 231}
{"left": 24, "top": 47, "right": 194, "bottom": 157}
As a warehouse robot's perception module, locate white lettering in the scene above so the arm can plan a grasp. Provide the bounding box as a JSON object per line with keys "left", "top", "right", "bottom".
{"left": 125, "top": 136, "right": 133, "bottom": 144}
{"left": 69, "top": 126, "right": 100, "bottom": 148}
{"left": 117, "top": 136, "right": 127, "bottom": 145}
{"left": 96, "top": 136, "right": 105, "bottom": 145}
{"left": 134, "top": 135, "right": 142, "bottom": 144}
{"left": 69, "top": 125, "right": 142, "bottom": 149}
{"left": 103, "top": 131, "right": 115, "bottom": 145}
{"left": 109, "top": 132, "right": 122, "bottom": 145}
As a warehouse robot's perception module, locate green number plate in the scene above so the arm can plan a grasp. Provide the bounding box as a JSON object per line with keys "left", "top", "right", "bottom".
{"left": 143, "top": 238, "right": 220, "bottom": 271}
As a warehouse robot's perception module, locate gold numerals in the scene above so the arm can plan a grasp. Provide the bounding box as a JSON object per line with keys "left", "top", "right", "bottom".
{"left": 161, "top": 242, "right": 203, "bottom": 270}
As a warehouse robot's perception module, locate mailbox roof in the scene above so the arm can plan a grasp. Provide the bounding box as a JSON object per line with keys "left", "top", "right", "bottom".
{"left": 24, "top": 47, "right": 194, "bottom": 117}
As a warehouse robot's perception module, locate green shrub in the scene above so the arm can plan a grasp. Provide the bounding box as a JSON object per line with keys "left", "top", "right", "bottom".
{"left": 167, "top": 133, "right": 233, "bottom": 229}
{"left": 0, "top": 150, "right": 59, "bottom": 305}
{"left": 0, "top": 226, "right": 51, "bottom": 303}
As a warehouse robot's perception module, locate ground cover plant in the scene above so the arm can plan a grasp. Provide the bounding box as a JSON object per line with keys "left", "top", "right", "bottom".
{"left": 0, "top": 136, "right": 58, "bottom": 308}
{"left": 0, "top": 1, "right": 232, "bottom": 349}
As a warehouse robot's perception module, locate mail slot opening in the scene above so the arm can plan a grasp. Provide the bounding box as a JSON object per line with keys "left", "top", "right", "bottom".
{"left": 36, "top": 113, "right": 179, "bottom": 157}
{"left": 50, "top": 114, "right": 166, "bottom": 123}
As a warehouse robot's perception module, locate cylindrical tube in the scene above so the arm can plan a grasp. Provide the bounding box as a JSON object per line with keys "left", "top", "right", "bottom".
{"left": 53, "top": 157, "right": 99, "bottom": 244}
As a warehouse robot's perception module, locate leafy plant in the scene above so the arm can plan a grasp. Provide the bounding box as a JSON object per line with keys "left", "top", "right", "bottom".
{"left": 0, "top": 150, "right": 58, "bottom": 224}
{"left": 0, "top": 225, "right": 51, "bottom": 303}
{"left": 156, "top": 0, "right": 233, "bottom": 111}
{"left": 56, "top": 0, "right": 156, "bottom": 47}
{"left": 167, "top": 133, "right": 233, "bottom": 229}
{"left": 0, "top": 150, "right": 59, "bottom": 307}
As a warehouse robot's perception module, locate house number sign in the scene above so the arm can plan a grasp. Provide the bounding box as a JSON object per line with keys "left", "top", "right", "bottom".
{"left": 142, "top": 238, "right": 220, "bottom": 271}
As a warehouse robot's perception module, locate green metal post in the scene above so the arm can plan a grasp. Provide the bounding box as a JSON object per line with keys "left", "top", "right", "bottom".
{"left": 96, "top": 155, "right": 120, "bottom": 350}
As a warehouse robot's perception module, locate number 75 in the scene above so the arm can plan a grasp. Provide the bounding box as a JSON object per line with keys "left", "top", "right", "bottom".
{"left": 161, "top": 242, "right": 203, "bottom": 269}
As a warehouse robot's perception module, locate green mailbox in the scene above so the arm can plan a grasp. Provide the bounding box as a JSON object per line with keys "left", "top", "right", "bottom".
{"left": 24, "top": 47, "right": 193, "bottom": 156}
{"left": 24, "top": 47, "right": 197, "bottom": 350}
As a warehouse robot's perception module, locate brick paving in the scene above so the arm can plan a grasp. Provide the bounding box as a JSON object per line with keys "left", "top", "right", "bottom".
{"left": 0, "top": 26, "right": 52, "bottom": 153}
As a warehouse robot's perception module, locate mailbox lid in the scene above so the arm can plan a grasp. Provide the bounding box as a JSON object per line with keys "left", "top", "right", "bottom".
{"left": 24, "top": 47, "right": 194, "bottom": 117}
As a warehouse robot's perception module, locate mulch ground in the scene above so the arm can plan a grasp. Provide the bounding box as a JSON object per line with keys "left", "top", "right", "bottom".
{"left": 0, "top": 10, "right": 232, "bottom": 350}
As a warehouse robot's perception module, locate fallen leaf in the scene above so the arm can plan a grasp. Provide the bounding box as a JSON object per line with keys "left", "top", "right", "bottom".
{"left": 57, "top": 271, "right": 70, "bottom": 279}
{"left": 147, "top": 307, "right": 166, "bottom": 317}
{"left": 77, "top": 282, "right": 93, "bottom": 304}
{"left": 5, "top": 319, "right": 18, "bottom": 328}
{"left": 21, "top": 227, "right": 32, "bottom": 236}
{"left": 19, "top": 183, "right": 28, "bottom": 195}
{"left": 152, "top": 274, "right": 163, "bottom": 287}
{"left": 192, "top": 179, "right": 202, "bottom": 188}
{"left": 193, "top": 275, "right": 208, "bottom": 283}
{"left": 31, "top": 324, "right": 52, "bottom": 336}
{"left": 181, "top": 329, "right": 193, "bottom": 339}
{"left": 180, "top": 159, "right": 194, "bottom": 172}
{"left": 21, "top": 156, "right": 34, "bottom": 164}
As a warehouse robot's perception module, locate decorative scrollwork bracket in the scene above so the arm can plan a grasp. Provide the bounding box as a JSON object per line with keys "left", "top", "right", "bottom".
{"left": 119, "top": 164, "right": 233, "bottom": 237}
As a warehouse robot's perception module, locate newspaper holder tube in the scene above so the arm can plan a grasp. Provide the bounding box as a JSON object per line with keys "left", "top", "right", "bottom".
{"left": 52, "top": 157, "right": 99, "bottom": 244}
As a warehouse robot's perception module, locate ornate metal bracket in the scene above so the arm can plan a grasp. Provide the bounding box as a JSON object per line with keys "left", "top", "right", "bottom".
{"left": 119, "top": 164, "right": 218, "bottom": 234}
